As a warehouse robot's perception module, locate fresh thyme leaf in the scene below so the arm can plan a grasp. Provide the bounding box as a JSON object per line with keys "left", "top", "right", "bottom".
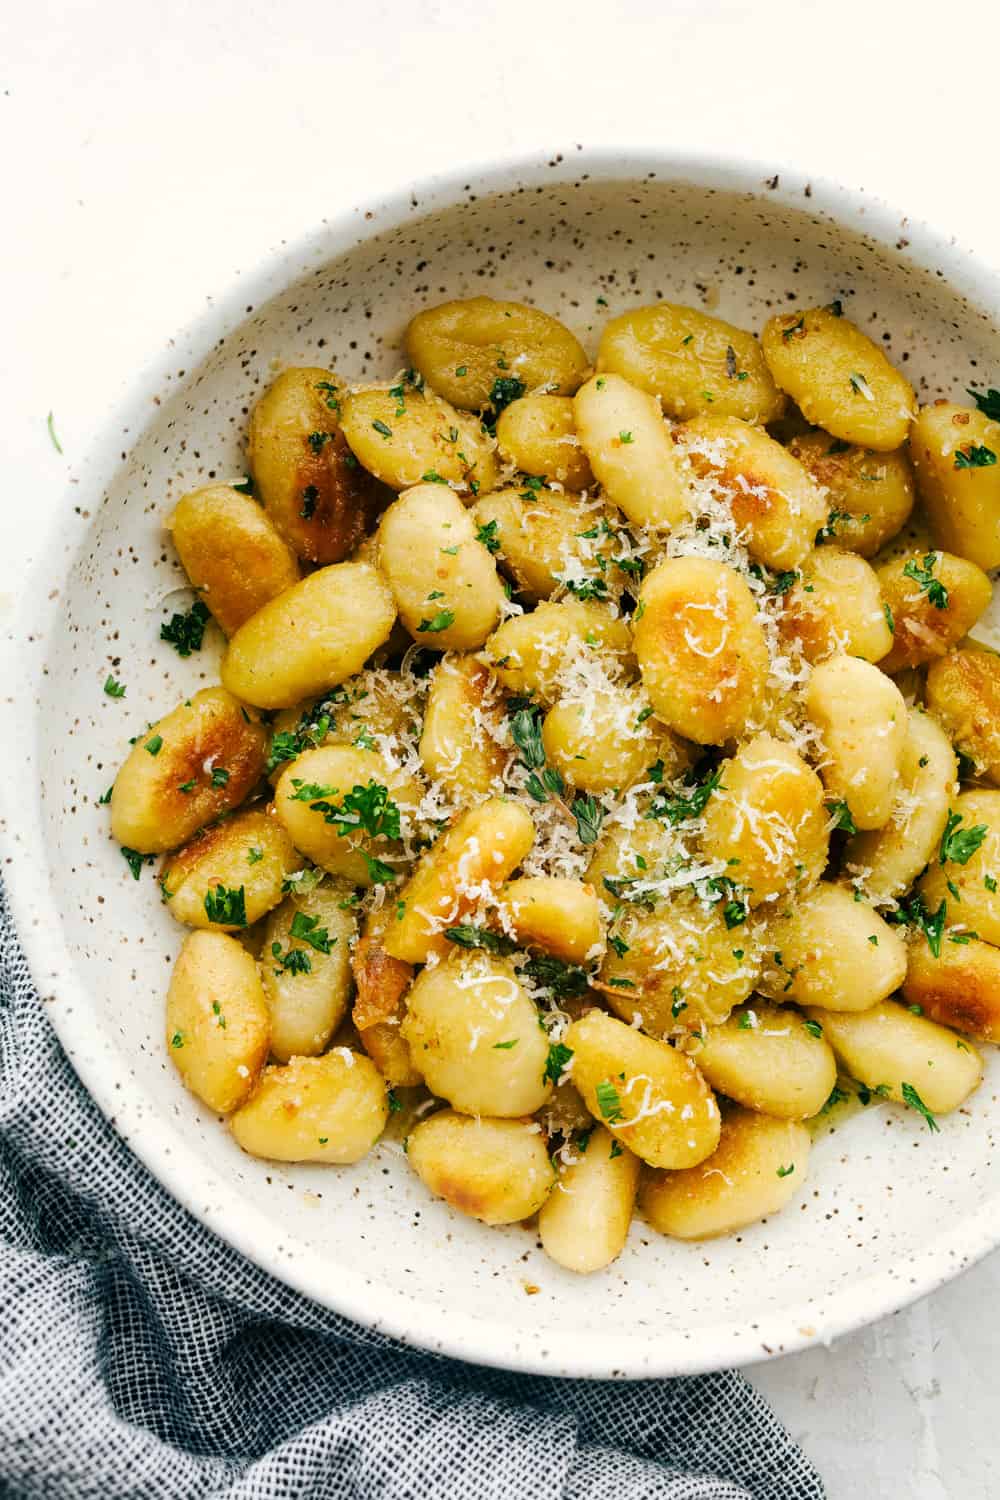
{"left": 572, "top": 794, "right": 604, "bottom": 847}
{"left": 509, "top": 706, "right": 546, "bottom": 770}
{"left": 445, "top": 925, "right": 518, "bottom": 956}
{"left": 523, "top": 954, "right": 590, "bottom": 1000}
{"left": 647, "top": 767, "right": 722, "bottom": 825}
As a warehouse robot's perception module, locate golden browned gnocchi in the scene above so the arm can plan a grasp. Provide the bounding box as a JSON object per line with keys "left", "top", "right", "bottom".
{"left": 677, "top": 415, "right": 826, "bottom": 571}
{"left": 166, "top": 930, "right": 271, "bottom": 1113}
{"left": 119, "top": 288, "right": 998, "bottom": 1272}
{"left": 495, "top": 394, "right": 595, "bottom": 490}
{"left": 406, "top": 1111, "right": 555, "bottom": 1224}
{"left": 248, "top": 368, "right": 391, "bottom": 564}
{"left": 597, "top": 303, "right": 785, "bottom": 424}
{"left": 221, "top": 561, "right": 397, "bottom": 709}
{"left": 377, "top": 483, "right": 506, "bottom": 649}
{"left": 785, "top": 430, "right": 915, "bottom": 558}
{"left": 633, "top": 555, "right": 768, "bottom": 744}
{"left": 167, "top": 485, "right": 301, "bottom": 636}
{"left": 641, "top": 1107, "right": 810, "bottom": 1240}
{"left": 339, "top": 383, "right": 498, "bottom": 495}
{"left": 876, "top": 550, "right": 992, "bottom": 673}
{"left": 762, "top": 306, "right": 916, "bottom": 450}
{"left": 911, "top": 401, "right": 1000, "bottom": 570}
{"left": 805, "top": 655, "right": 907, "bottom": 830}
{"left": 405, "top": 297, "right": 589, "bottom": 410}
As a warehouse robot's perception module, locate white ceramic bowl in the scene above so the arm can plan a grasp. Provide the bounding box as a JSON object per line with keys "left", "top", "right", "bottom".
{"left": 6, "top": 149, "right": 1000, "bottom": 1380}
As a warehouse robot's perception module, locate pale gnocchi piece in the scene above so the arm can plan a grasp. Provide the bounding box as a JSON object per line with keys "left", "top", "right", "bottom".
{"left": 596, "top": 303, "right": 785, "bottom": 423}
{"left": 903, "top": 934, "right": 1000, "bottom": 1043}
{"left": 482, "top": 598, "right": 633, "bottom": 704}
{"left": 499, "top": 876, "right": 603, "bottom": 965}
{"left": 808, "top": 1000, "right": 983, "bottom": 1116}
{"left": 167, "top": 485, "right": 300, "bottom": 636}
{"left": 469, "top": 486, "right": 614, "bottom": 602}
{"left": 166, "top": 930, "right": 270, "bottom": 1113}
{"left": 538, "top": 1126, "right": 640, "bottom": 1273}
{"left": 757, "top": 882, "right": 906, "bottom": 1011}
{"left": 221, "top": 561, "right": 397, "bottom": 710}
{"left": 876, "top": 550, "right": 992, "bottom": 674}
{"left": 694, "top": 1002, "right": 837, "bottom": 1119}
{"left": 495, "top": 394, "right": 595, "bottom": 490}
{"left": 633, "top": 555, "right": 769, "bottom": 744}
{"left": 573, "top": 373, "right": 689, "bottom": 530}
{"left": 377, "top": 483, "right": 506, "bottom": 650}
{"left": 761, "top": 306, "right": 916, "bottom": 451}
{"left": 339, "top": 385, "right": 498, "bottom": 494}
{"left": 640, "top": 1107, "right": 810, "bottom": 1240}
{"left": 247, "top": 367, "right": 391, "bottom": 564}
{"left": 230, "top": 1050, "right": 389, "bottom": 1164}
{"left": 405, "top": 296, "right": 589, "bottom": 410}
{"left": 274, "top": 744, "right": 421, "bottom": 886}
{"left": 541, "top": 686, "right": 665, "bottom": 794}
{"left": 400, "top": 953, "right": 552, "bottom": 1117}
{"left": 598, "top": 895, "right": 760, "bottom": 1035}
{"left": 805, "top": 654, "right": 907, "bottom": 830}
{"left": 786, "top": 429, "right": 915, "bottom": 558}
{"left": 418, "top": 654, "right": 509, "bottom": 800}
{"left": 110, "top": 687, "right": 269, "bottom": 855}
{"left": 844, "top": 708, "right": 957, "bottom": 902}
{"left": 260, "top": 881, "right": 357, "bottom": 1062}
{"left": 699, "top": 731, "right": 829, "bottom": 906}
{"left": 677, "top": 415, "right": 826, "bottom": 571}
{"left": 351, "top": 921, "right": 422, "bottom": 1089}
{"left": 926, "top": 648, "right": 1000, "bottom": 784}
{"left": 780, "top": 547, "right": 893, "bottom": 664}
{"left": 161, "top": 806, "right": 298, "bottom": 931}
{"left": 384, "top": 800, "right": 536, "bottom": 965}
{"left": 911, "top": 401, "right": 1000, "bottom": 570}
{"left": 564, "top": 1009, "right": 720, "bottom": 1169}
{"left": 918, "top": 789, "right": 1000, "bottom": 945}
{"left": 406, "top": 1111, "right": 555, "bottom": 1224}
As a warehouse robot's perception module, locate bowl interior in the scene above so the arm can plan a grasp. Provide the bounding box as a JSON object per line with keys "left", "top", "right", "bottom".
{"left": 37, "top": 167, "right": 1000, "bottom": 1376}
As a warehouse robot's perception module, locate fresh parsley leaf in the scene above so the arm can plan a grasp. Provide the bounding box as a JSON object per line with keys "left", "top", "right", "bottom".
{"left": 144, "top": 735, "right": 163, "bottom": 757}
{"left": 120, "top": 846, "right": 152, "bottom": 880}
{"left": 776, "top": 1163, "right": 795, "bottom": 1178}
{"left": 954, "top": 444, "right": 997, "bottom": 470}
{"left": 475, "top": 518, "right": 501, "bottom": 554}
{"left": 487, "top": 375, "right": 526, "bottom": 418}
{"left": 563, "top": 575, "right": 609, "bottom": 602}
{"left": 939, "top": 809, "right": 988, "bottom": 866}
{"left": 902, "top": 553, "right": 948, "bottom": 610}
{"left": 595, "top": 1080, "right": 624, "bottom": 1123}
{"left": 160, "top": 600, "right": 210, "bottom": 657}
{"left": 289, "top": 911, "right": 333, "bottom": 953}
{"left": 968, "top": 387, "right": 1000, "bottom": 421}
{"left": 826, "top": 799, "right": 857, "bottom": 835}
{"left": 803, "top": 1018, "right": 824, "bottom": 1038}
{"left": 901, "top": 1081, "right": 940, "bottom": 1133}
{"left": 647, "top": 766, "right": 722, "bottom": 825}
{"left": 417, "top": 609, "right": 455, "bottom": 633}
{"left": 770, "top": 570, "right": 799, "bottom": 596}
{"left": 361, "top": 851, "right": 396, "bottom": 884}
{"left": 289, "top": 777, "right": 401, "bottom": 840}
{"left": 210, "top": 766, "right": 230, "bottom": 787}
{"left": 544, "top": 1042, "right": 574, "bottom": 1085}
{"left": 103, "top": 675, "right": 126, "bottom": 698}
{"left": 246, "top": 846, "right": 263, "bottom": 865}
{"left": 523, "top": 955, "right": 590, "bottom": 1000}
{"left": 271, "top": 942, "right": 312, "bottom": 976}
{"left": 820, "top": 1084, "right": 849, "bottom": 1114}
{"left": 493, "top": 1039, "right": 518, "bottom": 1050}
{"left": 884, "top": 601, "right": 895, "bottom": 634}
{"left": 203, "top": 884, "right": 247, "bottom": 926}
{"left": 886, "top": 892, "right": 947, "bottom": 957}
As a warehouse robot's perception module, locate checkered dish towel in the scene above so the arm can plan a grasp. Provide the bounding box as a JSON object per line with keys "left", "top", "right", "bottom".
{"left": 0, "top": 885, "right": 824, "bottom": 1499}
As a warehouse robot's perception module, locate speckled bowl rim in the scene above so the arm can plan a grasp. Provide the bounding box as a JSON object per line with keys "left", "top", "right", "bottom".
{"left": 5, "top": 145, "right": 1000, "bottom": 1380}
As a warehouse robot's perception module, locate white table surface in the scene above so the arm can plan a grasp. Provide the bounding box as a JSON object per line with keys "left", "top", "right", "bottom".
{"left": 5, "top": 0, "right": 1000, "bottom": 1492}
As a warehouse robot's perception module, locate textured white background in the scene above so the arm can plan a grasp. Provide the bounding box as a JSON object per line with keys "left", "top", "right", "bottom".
{"left": 4, "top": 0, "right": 1000, "bottom": 1492}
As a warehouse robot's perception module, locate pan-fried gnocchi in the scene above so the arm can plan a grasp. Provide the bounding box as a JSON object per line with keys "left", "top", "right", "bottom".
{"left": 112, "top": 288, "right": 997, "bottom": 1273}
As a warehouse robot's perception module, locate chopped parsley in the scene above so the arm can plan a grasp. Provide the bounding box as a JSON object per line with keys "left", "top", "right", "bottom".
{"left": 46, "top": 411, "right": 63, "bottom": 453}
{"left": 160, "top": 600, "right": 210, "bottom": 657}
{"left": 103, "top": 675, "right": 126, "bottom": 698}
{"left": 290, "top": 777, "right": 401, "bottom": 841}
{"left": 290, "top": 911, "right": 333, "bottom": 953}
{"left": 203, "top": 884, "right": 247, "bottom": 926}
{"left": 493, "top": 1039, "right": 518, "bottom": 1051}
{"left": 884, "top": 601, "right": 895, "bottom": 634}
{"left": 210, "top": 766, "right": 230, "bottom": 787}
{"left": 421, "top": 469, "right": 447, "bottom": 484}
{"left": 939, "top": 809, "right": 988, "bottom": 866}
{"left": 487, "top": 375, "right": 526, "bottom": 417}
{"left": 417, "top": 609, "right": 455, "bottom": 633}
{"left": 246, "top": 846, "right": 263, "bottom": 865}
{"left": 968, "top": 387, "right": 1000, "bottom": 421}
{"left": 144, "top": 735, "right": 163, "bottom": 757}
{"left": 361, "top": 852, "right": 397, "bottom": 884}
{"left": 803, "top": 1018, "right": 823, "bottom": 1038}
{"left": 826, "top": 799, "right": 857, "bottom": 835}
{"left": 886, "top": 892, "right": 947, "bottom": 957}
{"left": 954, "top": 444, "right": 997, "bottom": 470}
{"left": 271, "top": 943, "right": 312, "bottom": 976}
{"left": 544, "top": 1042, "right": 574, "bottom": 1085}
{"left": 618, "top": 430, "right": 634, "bottom": 444}
{"left": 475, "top": 518, "right": 501, "bottom": 553}
{"left": 901, "top": 1081, "right": 939, "bottom": 1133}
{"left": 371, "top": 419, "right": 393, "bottom": 439}
{"left": 648, "top": 766, "right": 722, "bottom": 825}
{"left": 902, "top": 553, "right": 948, "bottom": 610}
{"left": 776, "top": 1163, "right": 795, "bottom": 1178}
{"left": 523, "top": 954, "right": 590, "bottom": 1000}
{"left": 595, "top": 1080, "right": 624, "bottom": 1124}
{"left": 120, "top": 846, "right": 152, "bottom": 880}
